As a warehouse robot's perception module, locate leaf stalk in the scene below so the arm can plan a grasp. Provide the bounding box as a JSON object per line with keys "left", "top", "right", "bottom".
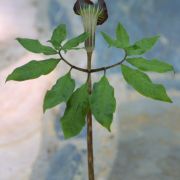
{"left": 58, "top": 51, "right": 127, "bottom": 74}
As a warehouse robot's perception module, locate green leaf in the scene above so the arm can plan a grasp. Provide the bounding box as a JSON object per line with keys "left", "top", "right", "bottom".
{"left": 43, "top": 73, "right": 75, "bottom": 112}
{"left": 49, "top": 24, "right": 67, "bottom": 49}
{"left": 90, "top": 76, "right": 116, "bottom": 131}
{"left": 125, "top": 36, "right": 160, "bottom": 55}
{"left": 126, "top": 58, "right": 174, "bottom": 73}
{"left": 125, "top": 44, "right": 145, "bottom": 55}
{"left": 61, "top": 84, "right": 89, "bottom": 139}
{"left": 62, "top": 32, "right": 89, "bottom": 51}
{"left": 101, "top": 32, "right": 119, "bottom": 47}
{"left": 6, "top": 58, "right": 59, "bottom": 81}
{"left": 116, "top": 22, "right": 130, "bottom": 47}
{"left": 121, "top": 65, "right": 172, "bottom": 103}
{"left": 17, "top": 38, "right": 57, "bottom": 55}
{"left": 101, "top": 32, "right": 117, "bottom": 47}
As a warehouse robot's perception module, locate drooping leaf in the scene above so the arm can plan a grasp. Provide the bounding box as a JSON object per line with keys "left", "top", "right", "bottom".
{"left": 6, "top": 58, "right": 59, "bottom": 81}
{"left": 61, "top": 84, "right": 89, "bottom": 139}
{"left": 49, "top": 24, "right": 67, "bottom": 49}
{"left": 121, "top": 65, "right": 172, "bottom": 103}
{"left": 90, "top": 76, "right": 116, "bottom": 131}
{"left": 43, "top": 73, "right": 75, "bottom": 112}
{"left": 126, "top": 57, "right": 174, "bottom": 73}
{"left": 116, "top": 22, "right": 130, "bottom": 48}
{"left": 125, "top": 36, "right": 160, "bottom": 55}
{"left": 62, "top": 32, "right": 89, "bottom": 51}
{"left": 17, "top": 38, "right": 57, "bottom": 55}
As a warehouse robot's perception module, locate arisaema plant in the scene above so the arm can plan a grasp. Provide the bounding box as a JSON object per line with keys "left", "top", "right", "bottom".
{"left": 6, "top": 0, "right": 174, "bottom": 180}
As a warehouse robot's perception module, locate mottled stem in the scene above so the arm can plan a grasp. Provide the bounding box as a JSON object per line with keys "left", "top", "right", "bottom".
{"left": 86, "top": 51, "right": 95, "bottom": 180}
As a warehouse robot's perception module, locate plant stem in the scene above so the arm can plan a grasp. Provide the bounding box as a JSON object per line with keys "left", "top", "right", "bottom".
{"left": 86, "top": 51, "right": 95, "bottom": 180}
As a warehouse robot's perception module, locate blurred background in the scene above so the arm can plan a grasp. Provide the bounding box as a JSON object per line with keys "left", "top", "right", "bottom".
{"left": 0, "top": 0, "right": 180, "bottom": 180}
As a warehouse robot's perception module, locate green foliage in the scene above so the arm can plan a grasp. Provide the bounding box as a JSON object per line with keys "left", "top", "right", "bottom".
{"left": 16, "top": 38, "right": 57, "bottom": 55}
{"left": 126, "top": 58, "right": 174, "bottom": 73}
{"left": 62, "top": 32, "right": 89, "bottom": 51}
{"left": 43, "top": 73, "right": 75, "bottom": 112}
{"left": 101, "top": 22, "right": 129, "bottom": 48}
{"left": 6, "top": 59, "right": 59, "bottom": 81}
{"left": 90, "top": 76, "right": 116, "bottom": 131}
{"left": 16, "top": 25, "right": 89, "bottom": 55}
{"left": 116, "top": 22, "right": 130, "bottom": 47}
{"left": 5, "top": 17, "right": 175, "bottom": 180}
{"left": 121, "top": 65, "right": 172, "bottom": 103}
{"left": 6, "top": 22, "right": 174, "bottom": 138}
{"left": 101, "top": 23, "right": 159, "bottom": 56}
{"left": 101, "top": 32, "right": 119, "bottom": 47}
{"left": 125, "top": 36, "right": 160, "bottom": 55}
{"left": 61, "top": 84, "right": 89, "bottom": 139}
{"left": 49, "top": 24, "right": 67, "bottom": 49}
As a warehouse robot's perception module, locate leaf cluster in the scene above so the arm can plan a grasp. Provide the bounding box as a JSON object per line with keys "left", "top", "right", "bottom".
{"left": 6, "top": 23, "right": 174, "bottom": 138}
{"left": 101, "top": 22, "right": 174, "bottom": 103}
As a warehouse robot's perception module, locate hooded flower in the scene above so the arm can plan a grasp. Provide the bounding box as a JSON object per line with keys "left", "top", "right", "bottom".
{"left": 73, "top": 0, "right": 108, "bottom": 52}
{"left": 74, "top": 0, "right": 108, "bottom": 25}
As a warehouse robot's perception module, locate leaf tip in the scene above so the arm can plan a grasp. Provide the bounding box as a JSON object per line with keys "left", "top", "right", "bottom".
{"left": 102, "top": 121, "right": 112, "bottom": 132}
{"left": 5, "top": 79, "right": 9, "bottom": 83}
{"left": 154, "top": 35, "right": 161, "bottom": 43}
{"left": 164, "top": 93, "right": 173, "bottom": 103}
{"left": 64, "top": 135, "right": 71, "bottom": 140}
{"left": 5, "top": 75, "right": 11, "bottom": 82}
{"left": 117, "top": 22, "right": 122, "bottom": 28}
{"left": 43, "top": 106, "right": 47, "bottom": 113}
{"left": 16, "top": 38, "right": 22, "bottom": 43}
{"left": 63, "top": 131, "right": 74, "bottom": 140}
{"left": 167, "top": 98, "right": 173, "bottom": 103}
{"left": 107, "top": 126, "right": 111, "bottom": 132}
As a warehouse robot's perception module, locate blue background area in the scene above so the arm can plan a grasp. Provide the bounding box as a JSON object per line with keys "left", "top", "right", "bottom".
{"left": 49, "top": 0, "right": 180, "bottom": 73}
